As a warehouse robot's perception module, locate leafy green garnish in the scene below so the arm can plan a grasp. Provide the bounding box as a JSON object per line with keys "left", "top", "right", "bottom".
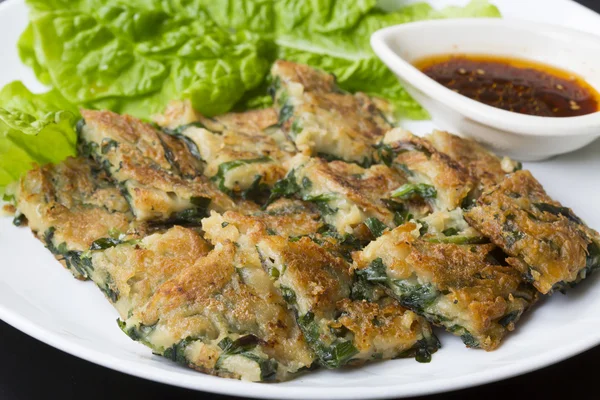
{"left": 391, "top": 183, "right": 437, "bottom": 200}
{"left": 364, "top": 217, "right": 387, "bottom": 238}
{"left": 89, "top": 237, "right": 124, "bottom": 251}
{"left": 302, "top": 193, "right": 337, "bottom": 203}
{"left": 392, "top": 279, "right": 439, "bottom": 314}
{"left": 264, "top": 169, "right": 301, "bottom": 207}
{"left": 427, "top": 236, "right": 488, "bottom": 245}
{"left": 211, "top": 157, "right": 272, "bottom": 194}
{"left": 1, "top": 0, "right": 500, "bottom": 192}
{"left": 0, "top": 82, "right": 78, "bottom": 194}
{"left": 356, "top": 258, "right": 388, "bottom": 283}
{"left": 297, "top": 312, "right": 359, "bottom": 369}
{"left": 534, "top": 203, "right": 584, "bottom": 225}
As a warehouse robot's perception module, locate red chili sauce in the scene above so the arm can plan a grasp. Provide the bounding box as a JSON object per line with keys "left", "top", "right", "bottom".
{"left": 414, "top": 54, "right": 600, "bottom": 117}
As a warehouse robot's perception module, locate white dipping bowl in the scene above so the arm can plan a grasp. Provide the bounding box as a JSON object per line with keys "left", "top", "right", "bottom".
{"left": 371, "top": 18, "right": 600, "bottom": 161}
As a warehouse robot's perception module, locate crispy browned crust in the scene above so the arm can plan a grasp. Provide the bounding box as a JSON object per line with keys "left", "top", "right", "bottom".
{"left": 465, "top": 170, "right": 599, "bottom": 294}
{"left": 154, "top": 100, "right": 279, "bottom": 135}
{"left": 294, "top": 91, "right": 391, "bottom": 141}
{"left": 336, "top": 298, "right": 434, "bottom": 360}
{"left": 329, "top": 162, "right": 405, "bottom": 211}
{"left": 90, "top": 226, "right": 212, "bottom": 318}
{"left": 152, "top": 99, "right": 203, "bottom": 129}
{"left": 427, "top": 130, "right": 519, "bottom": 188}
{"left": 353, "top": 222, "right": 537, "bottom": 350}
{"left": 244, "top": 199, "right": 323, "bottom": 237}
{"left": 128, "top": 240, "right": 314, "bottom": 378}
{"left": 80, "top": 109, "right": 237, "bottom": 219}
{"left": 256, "top": 232, "right": 439, "bottom": 364}
{"left": 262, "top": 236, "right": 353, "bottom": 313}
{"left": 201, "top": 108, "right": 279, "bottom": 135}
{"left": 271, "top": 60, "right": 391, "bottom": 162}
{"left": 17, "top": 61, "right": 599, "bottom": 379}
{"left": 411, "top": 242, "right": 535, "bottom": 344}
{"left": 272, "top": 60, "right": 337, "bottom": 93}
{"left": 383, "top": 129, "right": 473, "bottom": 211}
{"left": 157, "top": 106, "right": 293, "bottom": 192}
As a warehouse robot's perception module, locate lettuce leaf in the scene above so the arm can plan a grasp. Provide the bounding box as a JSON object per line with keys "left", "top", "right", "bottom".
{"left": 2, "top": 0, "right": 500, "bottom": 193}
{"left": 23, "top": 1, "right": 271, "bottom": 118}
{"left": 19, "top": 0, "right": 499, "bottom": 120}
{"left": 0, "top": 82, "right": 79, "bottom": 194}
{"left": 228, "top": 0, "right": 501, "bottom": 119}
{"left": 274, "top": 1, "right": 501, "bottom": 118}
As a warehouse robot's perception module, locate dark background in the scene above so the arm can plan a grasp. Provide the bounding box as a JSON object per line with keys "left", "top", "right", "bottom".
{"left": 2, "top": 0, "right": 600, "bottom": 399}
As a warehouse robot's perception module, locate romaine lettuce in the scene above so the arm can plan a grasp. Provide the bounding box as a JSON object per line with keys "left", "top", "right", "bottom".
{"left": 0, "top": 0, "right": 500, "bottom": 193}
{"left": 0, "top": 82, "right": 79, "bottom": 194}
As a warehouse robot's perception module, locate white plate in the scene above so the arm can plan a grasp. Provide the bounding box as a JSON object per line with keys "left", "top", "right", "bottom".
{"left": 1, "top": 0, "right": 600, "bottom": 399}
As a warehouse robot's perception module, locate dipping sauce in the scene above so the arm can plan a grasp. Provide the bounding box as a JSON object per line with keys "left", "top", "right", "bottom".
{"left": 414, "top": 54, "right": 600, "bottom": 117}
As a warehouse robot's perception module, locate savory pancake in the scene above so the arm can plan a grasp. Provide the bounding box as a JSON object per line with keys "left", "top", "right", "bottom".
{"left": 154, "top": 101, "right": 296, "bottom": 196}
{"left": 106, "top": 228, "right": 314, "bottom": 381}
{"left": 354, "top": 221, "right": 538, "bottom": 350}
{"left": 257, "top": 235, "right": 439, "bottom": 366}
{"left": 15, "top": 157, "right": 141, "bottom": 279}
{"left": 271, "top": 60, "right": 391, "bottom": 165}
{"left": 79, "top": 110, "right": 237, "bottom": 222}
{"left": 380, "top": 129, "right": 473, "bottom": 212}
{"left": 426, "top": 130, "right": 521, "bottom": 193}
{"left": 271, "top": 155, "right": 420, "bottom": 236}
{"left": 465, "top": 170, "right": 600, "bottom": 294}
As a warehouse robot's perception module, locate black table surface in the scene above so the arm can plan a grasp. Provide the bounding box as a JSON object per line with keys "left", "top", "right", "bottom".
{"left": 2, "top": 1, "right": 600, "bottom": 399}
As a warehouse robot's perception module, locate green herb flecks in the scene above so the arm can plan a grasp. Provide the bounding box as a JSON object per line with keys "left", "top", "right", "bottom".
{"left": 90, "top": 237, "right": 125, "bottom": 250}
{"left": 498, "top": 311, "right": 521, "bottom": 328}
{"left": 391, "top": 279, "right": 439, "bottom": 314}
{"left": 356, "top": 258, "right": 388, "bottom": 283}
{"left": 12, "top": 213, "right": 26, "bottom": 227}
{"left": 44, "top": 227, "right": 94, "bottom": 279}
{"left": 302, "top": 193, "right": 338, "bottom": 215}
{"left": 241, "top": 175, "right": 270, "bottom": 203}
{"left": 217, "top": 336, "right": 278, "bottom": 381}
{"left": 264, "top": 169, "right": 301, "bottom": 208}
{"left": 391, "top": 183, "right": 437, "bottom": 200}
{"left": 161, "top": 124, "right": 203, "bottom": 161}
{"left": 382, "top": 199, "right": 413, "bottom": 226}
{"left": 162, "top": 337, "right": 194, "bottom": 366}
{"left": 534, "top": 203, "right": 584, "bottom": 225}
{"left": 118, "top": 319, "right": 158, "bottom": 349}
{"left": 364, "top": 217, "right": 387, "bottom": 238}
{"left": 100, "top": 138, "right": 118, "bottom": 155}
{"left": 280, "top": 286, "right": 297, "bottom": 304}
{"left": 279, "top": 104, "right": 294, "bottom": 125}
{"left": 297, "top": 312, "right": 359, "bottom": 369}
{"left": 427, "top": 236, "right": 488, "bottom": 245}
{"left": 212, "top": 156, "right": 272, "bottom": 194}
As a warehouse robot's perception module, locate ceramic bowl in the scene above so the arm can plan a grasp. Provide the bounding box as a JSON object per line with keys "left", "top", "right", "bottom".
{"left": 371, "top": 18, "right": 600, "bottom": 161}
